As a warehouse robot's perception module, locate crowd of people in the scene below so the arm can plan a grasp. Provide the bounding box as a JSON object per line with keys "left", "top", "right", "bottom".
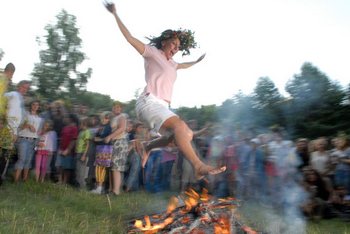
{"left": 0, "top": 82, "right": 350, "bottom": 222}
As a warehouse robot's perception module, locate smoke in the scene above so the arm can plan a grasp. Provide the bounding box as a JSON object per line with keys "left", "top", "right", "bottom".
{"left": 238, "top": 178, "right": 308, "bottom": 234}
{"left": 210, "top": 106, "right": 309, "bottom": 233}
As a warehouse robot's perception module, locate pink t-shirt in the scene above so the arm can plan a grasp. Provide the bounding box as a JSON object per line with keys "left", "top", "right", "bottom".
{"left": 142, "top": 45, "right": 178, "bottom": 103}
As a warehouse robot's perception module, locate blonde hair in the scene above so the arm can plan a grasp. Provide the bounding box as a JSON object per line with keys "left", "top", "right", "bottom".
{"left": 100, "top": 111, "right": 112, "bottom": 120}
{"left": 80, "top": 117, "right": 89, "bottom": 128}
{"left": 113, "top": 100, "right": 124, "bottom": 107}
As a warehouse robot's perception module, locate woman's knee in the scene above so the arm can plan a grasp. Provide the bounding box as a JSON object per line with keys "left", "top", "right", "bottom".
{"left": 163, "top": 117, "right": 193, "bottom": 139}
{"left": 175, "top": 120, "right": 193, "bottom": 139}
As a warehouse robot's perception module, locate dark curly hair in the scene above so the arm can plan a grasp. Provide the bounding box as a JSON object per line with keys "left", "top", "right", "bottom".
{"left": 147, "top": 29, "right": 197, "bottom": 56}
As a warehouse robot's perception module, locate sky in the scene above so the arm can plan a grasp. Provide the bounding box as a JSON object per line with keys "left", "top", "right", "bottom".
{"left": 1, "top": 0, "right": 350, "bottom": 108}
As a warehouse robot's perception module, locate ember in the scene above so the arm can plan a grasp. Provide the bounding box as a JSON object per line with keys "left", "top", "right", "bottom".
{"left": 127, "top": 189, "right": 260, "bottom": 234}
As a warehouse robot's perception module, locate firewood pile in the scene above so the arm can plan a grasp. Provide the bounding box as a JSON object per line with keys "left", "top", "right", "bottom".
{"left": 127, "top": 188, "right": 261, "bottom": 234}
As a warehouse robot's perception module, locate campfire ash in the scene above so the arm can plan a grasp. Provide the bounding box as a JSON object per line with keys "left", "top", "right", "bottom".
{"left": 127, "top": 188, "right": 261, "bottom": 234}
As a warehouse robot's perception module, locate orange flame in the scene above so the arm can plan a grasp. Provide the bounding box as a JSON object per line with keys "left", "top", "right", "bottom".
{"left": 132, "top": 188, "right": 257, "bottom": 234}
{"left": 200, "top": 188, "right": 211, "bottom": 202}
{"left": 133, "top": 216, "right": 174, "bottom": 233}
{"left": 214, "top": 217, "right": 231, "bottom": 234}
{"left": 166, "top": 196, "right": 178, "bottom": 214}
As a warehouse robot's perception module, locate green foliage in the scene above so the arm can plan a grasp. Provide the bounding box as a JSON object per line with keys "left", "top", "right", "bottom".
{"left": 176, "top": 104, "right": 217, "bottom": 127}
{"left": 76, "top": 91, "right": 114, "bottom": 113}
{"left": 31, "top": 9, "right": 92, "bottom": 100}
{"left": 0, "top": 48, "right": 4, "bottom": 61}
{"left": 252, "top": 77, "right": 285, "bottom": 128}
{"left": 217, "top": 91, "right": 257, "bottom": 133}
{"left": 284, "top": 62, "right": 347, "bottom": 138}
{"left": 253, "top": 77, "right": 282, "bottom": 108}
{"left": 122, "top": 99, "right": 137, "bottom": 120}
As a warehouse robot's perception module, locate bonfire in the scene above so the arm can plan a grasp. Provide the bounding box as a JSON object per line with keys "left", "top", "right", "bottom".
{"left": 127, "top": 188, "right": 260, "bottom": 234}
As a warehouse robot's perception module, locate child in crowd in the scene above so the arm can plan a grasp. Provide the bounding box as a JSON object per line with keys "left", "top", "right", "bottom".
{"left": 91, "top": 112, "right": 112, "bottom": 194}
{"left": 35, "top": 120, "right": 57, "bottom": 182}
{"left": 56, "top": 114, "right": 78, "bottom": 185}
{"left": 125, "top": 122, "right": 146, "bottom": 192}
{"left": 86, "top": 114, "right": 100, "bottom": 189}
{"left": 75, "top": 117, "right": 92, "bottom": 189}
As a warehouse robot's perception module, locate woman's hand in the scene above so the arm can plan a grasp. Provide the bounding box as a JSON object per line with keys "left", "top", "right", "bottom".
{"left": 81, "top": 154, "right": 87, "bottom": 162}
{"left": 27, "top": 124, "right": 36, "bottom": 133}
{"left": 196, "top": 53, "right": 206, "bottom": 63}
{"left": 94, "top": 137, "right": 103, "bottom": 142}
{"left": 62, "top": 149, "right": 69, "bottom": 156}
{"left": 104, "top": 1, "right": 116, "bottom": 14}
{"left": 104, "top": 136, "right": 111, "bottom": 144}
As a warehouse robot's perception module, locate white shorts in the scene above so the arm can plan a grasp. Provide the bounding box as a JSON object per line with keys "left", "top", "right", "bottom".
{"left": 136, "top": 93, "right": 177, "bottom": 133}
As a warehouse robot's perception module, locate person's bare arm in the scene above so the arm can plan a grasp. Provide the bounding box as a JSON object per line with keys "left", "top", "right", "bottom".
{"left": 105, "top": 2, "right": 145, "bottom": 55}
{"left": 62, "top": 140, "right": 76, "bottom": 156}
{"left": 193, "top": 123, "right": 211, "bottom": 137}
{"left": 105, "top": 115, "right": 127, "bottom": 143}
{"left": 177, "top": 54, "right": 206, "bottom": 69}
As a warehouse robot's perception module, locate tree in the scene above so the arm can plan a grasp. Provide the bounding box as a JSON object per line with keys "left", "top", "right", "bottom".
{"left": 31, "top": 10, "right": 92, "bottom": 100}
{"left": 217, "top": 91, "right": 257, "bottom": 133}
{"left": 76, "top": 91, "right": 114, "bottom": 113}
{"left": 252, "top": 77, "right": 284, "bottom": 127}
{"left": 285, "top": 62, "right": 346, "bottom": 138}
{"left": 253, "top": 77, "right": 282, "bottom": 108}
{"left": 0, "top": 49, "right": 4, "bottom": 62}
{"left": 176, "top": 105, "right": 217, "bottom": 127}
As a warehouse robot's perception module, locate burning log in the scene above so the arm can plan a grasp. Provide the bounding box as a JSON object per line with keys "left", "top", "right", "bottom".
{"left": 127, "top": 188, "right": 261, "bottom": 234}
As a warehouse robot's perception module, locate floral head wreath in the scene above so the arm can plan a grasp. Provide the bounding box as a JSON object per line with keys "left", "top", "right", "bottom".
{"left": 147, "top": 29, "right": 197, "bottom": 56}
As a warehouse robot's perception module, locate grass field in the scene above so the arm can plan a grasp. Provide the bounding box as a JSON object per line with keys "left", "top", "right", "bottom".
{"left": 0, "top": 180, "right": 349, "bottom": 234}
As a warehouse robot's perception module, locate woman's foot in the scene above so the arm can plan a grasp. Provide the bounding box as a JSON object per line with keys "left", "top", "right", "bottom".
{"left": 194, "top": 164, "right": 226, "bottom": 180}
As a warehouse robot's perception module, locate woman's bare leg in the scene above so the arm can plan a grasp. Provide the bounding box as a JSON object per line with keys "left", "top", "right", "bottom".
{"left": 159, "top": 116, "right": 225, "bottom": 179}
{"left": 112, "top": 169, "right": 123, "bottom": 195}
{"left": 141, "top": 133, "right": 174, "bottom": 167}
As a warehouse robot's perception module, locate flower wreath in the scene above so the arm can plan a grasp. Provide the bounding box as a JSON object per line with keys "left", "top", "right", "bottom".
{"left": 147, "top": 29, "right": 198, "bottom": 56}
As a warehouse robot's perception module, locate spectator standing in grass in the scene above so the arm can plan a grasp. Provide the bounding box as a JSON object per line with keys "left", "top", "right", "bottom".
{"left": 104, "top": 101, "right": 129, "bottom": 195}
{"left": 294, "top": 138, "right": 310, "bottom": 171}
{"left": 75, "top": 117, "right": 92, "bottom": 189}
{"left": 56, "top": 114, "right": 78, "bottom": 185}
{"left": 310, "top": 137, "right": 331, "bottom": 178}
{"left": 125, "top": 121, "right": 145, "bottom": 192}
{"left": 5, "top": 80, "right": 30, "bottom": 143}
{"left": 35, "top": 120, "right": 57, "bottom": 182}
{"left": 14, "top": 100, "right": 43, "bottom": 182}
{"left": 331, "top": 134, "right": 350, "bottom": 195}
{"left": 0, "top": 63, "right": 16, "bottom": 186}
{"left": 91, "top": 112, "right": 112, "bottom": 194}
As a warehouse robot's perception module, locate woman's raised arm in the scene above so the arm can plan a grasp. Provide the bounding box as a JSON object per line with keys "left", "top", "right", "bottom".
{"left": 105, "top": 2, "right": 145, "bottom": 55}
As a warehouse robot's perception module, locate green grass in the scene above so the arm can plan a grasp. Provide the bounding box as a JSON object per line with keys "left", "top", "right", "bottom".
{"left": 0, "top": 181, "right": 171, "bottom": 234}
{"left": 0, "top": 181, "right": 349, "bottom": 234}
